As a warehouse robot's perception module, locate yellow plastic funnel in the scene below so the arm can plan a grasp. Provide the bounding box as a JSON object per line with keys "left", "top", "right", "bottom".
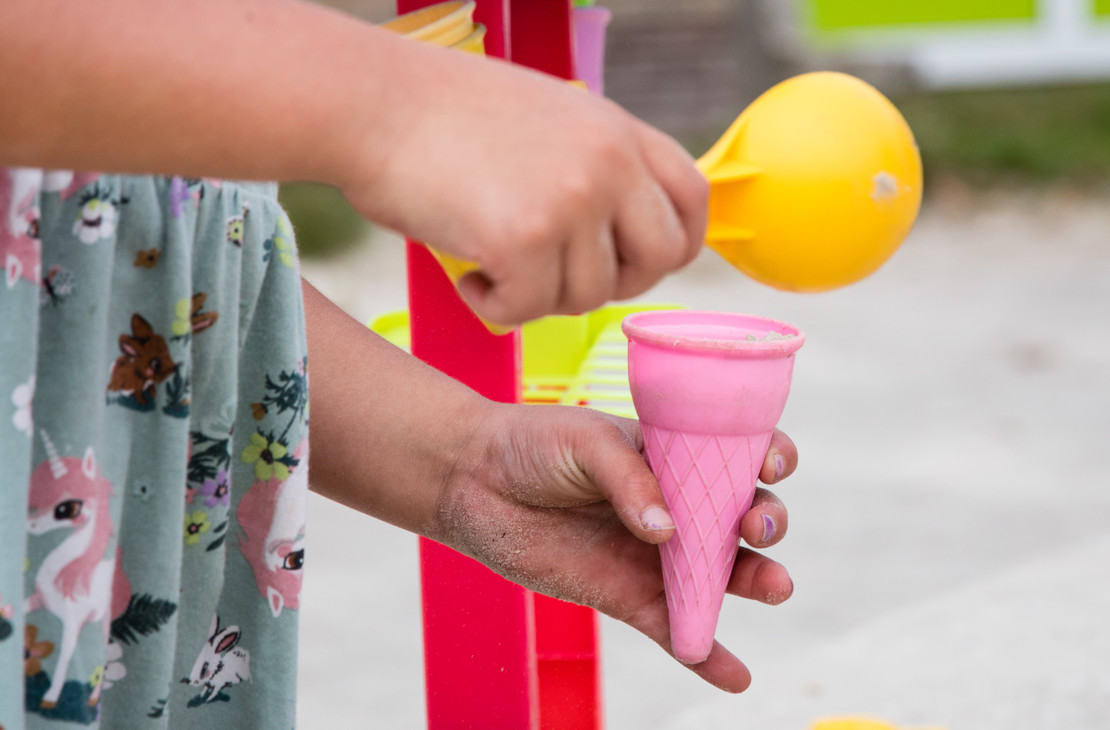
{"left": 697, "top": 71, "right": 922, "bottom": 291}
{"left": 450, "top": 23, "right": 487, "bottom": 54}
{"left": 381, "top": 1, "right": 477, "bottom": 47}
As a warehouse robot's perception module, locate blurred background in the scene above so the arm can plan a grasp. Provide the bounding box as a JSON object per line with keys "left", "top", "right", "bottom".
{"left": 294, "top": 2, "right": 1110, "bottom": 728}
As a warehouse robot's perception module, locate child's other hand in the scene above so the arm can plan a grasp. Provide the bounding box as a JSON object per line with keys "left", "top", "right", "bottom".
{"left": 433, "top": 402, "right": 796, "bottom": 693}
{"left": 340, "top": 34, "right": 708, "bottom": 328}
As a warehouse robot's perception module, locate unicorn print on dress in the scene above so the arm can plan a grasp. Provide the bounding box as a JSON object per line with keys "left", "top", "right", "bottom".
{"left": 41, "top": 170, "right": 101, "bottom": 201}
{"left": 237, "top": 438, "right": 307, "bottom": 617}
{"left": 26, "top": 431, "right": 131, "bottom": 711}
{"left": 0, "top": 167, "right": 42, "bottom": 289}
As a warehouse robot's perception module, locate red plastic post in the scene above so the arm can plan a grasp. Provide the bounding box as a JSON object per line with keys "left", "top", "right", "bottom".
{"left": 406, "top": 247, "right": 535, "bottom": 729}
{"left": 399, "top": 1, "right": 601, "bottom": 728}
{"left": 503, "top": 4, "right": 603, "bottom": 723}
{"left": 534, "top": 594, "right": 603, "bottom": 729}
{"left": 475, "top": 0, "right": 511, "bottom": 60}
{"left": 508, "top": 0, "right": 575, "bottom": 80}
{"left": 398, "top": 2, "right": 536, "bottom": 728}
{"left": 503, "top": 7, "right": 603, "bottom": 728}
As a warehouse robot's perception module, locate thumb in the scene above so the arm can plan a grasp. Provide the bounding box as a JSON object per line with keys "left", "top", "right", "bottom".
{"left": 581, "top": 416, "right": 675, "bottom": 545}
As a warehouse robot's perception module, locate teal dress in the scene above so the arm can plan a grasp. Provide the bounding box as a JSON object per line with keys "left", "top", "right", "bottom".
{"left": 0, "top": 169, "right": 309, "bottom": 729}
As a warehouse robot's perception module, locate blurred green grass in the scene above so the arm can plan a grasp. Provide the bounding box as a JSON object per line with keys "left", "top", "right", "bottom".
{"left": 285, "top": 82, "right": 1110, "bottom": 258}
{"left": 278, "top": 182, "right": 369, "bottom": 260}
{"left": 895, "top": 82, "right": 1110, "bottom": 188}
{"left": 680, "top": 82, "right": 1110, "bottom": 192}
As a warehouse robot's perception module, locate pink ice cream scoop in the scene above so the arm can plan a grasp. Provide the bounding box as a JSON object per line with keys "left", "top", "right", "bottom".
{"left": 622, "top": 310, "right": 804, "bottom": 664}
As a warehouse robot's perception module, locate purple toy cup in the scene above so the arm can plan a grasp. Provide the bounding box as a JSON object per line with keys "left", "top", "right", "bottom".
{"left": 573, "top": 5, "right": 612, "bottom": 95}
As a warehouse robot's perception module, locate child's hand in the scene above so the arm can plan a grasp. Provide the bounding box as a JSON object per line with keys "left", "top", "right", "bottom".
{"left": 339, "top": 32, "right": 708, "bottom": 327}
{"left": 431, "top": 402, "right": 797, "bottom": 693}
{"left": 303, "top": 284, "right": 790, "bottom": 691}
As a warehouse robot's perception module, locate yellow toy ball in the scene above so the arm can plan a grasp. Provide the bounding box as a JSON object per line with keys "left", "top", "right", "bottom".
{"left": 697, "top": 71, "right": 923, "bottom": 292}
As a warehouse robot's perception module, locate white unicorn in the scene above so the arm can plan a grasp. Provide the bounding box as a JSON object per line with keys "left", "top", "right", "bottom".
{"left": 26, "top": 431, "right": 129, "bottom": 709}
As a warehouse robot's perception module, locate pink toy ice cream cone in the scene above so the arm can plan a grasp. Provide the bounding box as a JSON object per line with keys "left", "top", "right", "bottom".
{"left": 622, "top": 310, "right": 803, "bottom": 664}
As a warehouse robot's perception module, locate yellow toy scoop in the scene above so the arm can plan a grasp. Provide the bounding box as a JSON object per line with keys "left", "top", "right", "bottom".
{"left": 432, "top": 71, "right": 921, "bottom": 323}
{"left": 698, "top": 71, "right": 922, "bottom": 291}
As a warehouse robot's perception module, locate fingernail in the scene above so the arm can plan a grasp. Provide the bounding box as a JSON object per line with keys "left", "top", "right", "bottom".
{"left": 761, "top": 513, "right": 776, "bottom": 544}
{"left": 642, "top": 506, "right": 674, "bottom": 532}
{"left": 774, "top": 454, "right": 785, "bottom": 480}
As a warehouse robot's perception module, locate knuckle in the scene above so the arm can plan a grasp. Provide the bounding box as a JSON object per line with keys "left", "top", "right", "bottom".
{"left": 564, "top": 290, "right": 608, "bottom": 317}
{"left": 580, "top": 118, "right": 635, "bottom": 169}
{"left": 689, "top": 169, "right": 710, "bottom": 209}
{"left": 556, "top": 170, "right": 595, "bottom": 210}
{"left": 505, "top": 211, "right": 554, "bottom": 252}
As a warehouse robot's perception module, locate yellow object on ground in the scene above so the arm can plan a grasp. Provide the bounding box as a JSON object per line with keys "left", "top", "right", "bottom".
{"left": 811, "top": 718, "right": 946, "bottom": 730}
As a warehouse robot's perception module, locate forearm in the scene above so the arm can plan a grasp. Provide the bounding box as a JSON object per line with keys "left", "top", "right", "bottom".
{"left": 0, "top": 0, "right": 453, "bottom": 187}
{"left": 301, "top": 278, "right": 488, "bottom": 536}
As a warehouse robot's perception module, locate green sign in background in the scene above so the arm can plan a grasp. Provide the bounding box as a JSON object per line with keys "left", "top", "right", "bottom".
{"left": 806, "top": 0, "right": 1037, "bottom": 31}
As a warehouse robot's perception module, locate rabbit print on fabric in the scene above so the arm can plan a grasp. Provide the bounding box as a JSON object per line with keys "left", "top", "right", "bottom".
{"left": 107, "top": 314, "right": 177, "bottom": 409}
{"left": 1, "top": 173, "right": 308, "bottom": 728}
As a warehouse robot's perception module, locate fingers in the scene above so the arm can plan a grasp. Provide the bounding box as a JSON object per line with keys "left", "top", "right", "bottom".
{"left": 576, "top": 415, "right": 676, "bottom": 545}
{"left": 632, "top": 122, "right": 709, "bottom": 268}
{"left": 580, "top": 419, "right": 794, "bottom": 555}
{"left": 622, "top": 589, "right": 754, "bottom": 693}
{"left": 742, "top": 428, "right": 796, "bottom": 548}
{"left": 679, "top": 554, "right": 791, "bottom": 692}
{"left": 610, "top": 179, "right": 688, "bottom": 300}
{"left": 685, "top": 643, "right": 753, "bottom": 693}
{"left": 454, "top": 116, "right": 707, "bottom": 326}
{"left": 456, "top": 239, "right": 563, "bottom": 327}
{"left": 728, "top": 546, "right": 794, "bottom": 606}
{"left": 759, "top": 428, "right": 798, "bottom": 485}
{"left": 560, "top": 222, "right": 618, "bottom": 316}
{"left": 611, "top": 125, "right": 708, "bottom": 301}
{"left": 740, "top": 488, "right": 788, "bottom": 548}
{"left": 455, "top": 205, "right": 620, "bottom": 327}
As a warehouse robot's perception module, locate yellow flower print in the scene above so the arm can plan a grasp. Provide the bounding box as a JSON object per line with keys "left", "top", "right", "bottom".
{"left": 227, "top": 210, "right": 247, "bottom": 247}
{"left": 241, "top": 432, "right": 290, "bottom": 481}
{"left": 72, "top": 194, "right": 119, "bottom": 244}
{"left": 89, "top": 664, "right": 105, "bottom": 688}
{"left": 265, "top": 216, "right": 295, "bottom": 269}
{"left": 184, "top": 510, "right": 211, "bottom": 545}
{"left": 171, "top": 297, "right": 192, "bottom": 337}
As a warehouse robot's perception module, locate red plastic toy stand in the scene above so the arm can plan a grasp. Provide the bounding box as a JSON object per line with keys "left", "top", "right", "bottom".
{"left": 397, "top": 1, "right": 603, "bottom": 728}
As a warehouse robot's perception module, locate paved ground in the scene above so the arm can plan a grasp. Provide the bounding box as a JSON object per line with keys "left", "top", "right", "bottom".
{"left": 297, "top": 186, "right": 1110, "bottom": 729}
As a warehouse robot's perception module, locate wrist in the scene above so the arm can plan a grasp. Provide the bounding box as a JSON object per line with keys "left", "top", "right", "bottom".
{"left": 421, "top": 396, "right": 501, "bottom": 544}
